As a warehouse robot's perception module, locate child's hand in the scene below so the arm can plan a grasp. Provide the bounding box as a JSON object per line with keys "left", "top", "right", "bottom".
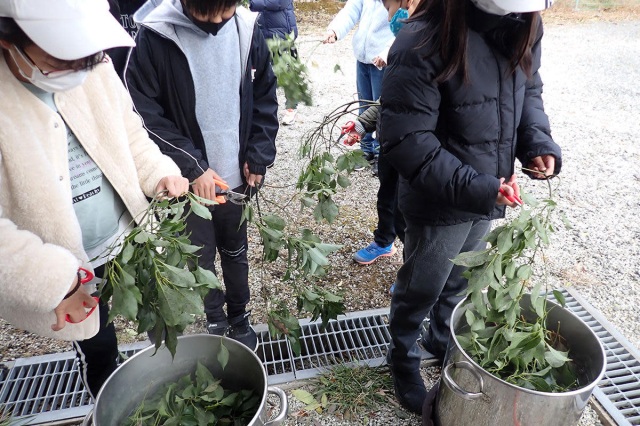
{"left": 192, "top": 169, "right": 228, "bottom": 205}
{"left": 343, "top": 131, "right": 362, "bottom": 146}
{"left": 372, "top": 56, "right": 386, "bottom": 69}
{"left": 243, "top": 162, "right": 263, "bottom": 187}
{"left": 527, "top": 155, "right": 556, "bottom": 179}
{"left": 155, "top": 176, "right": 190, "bottom": 198}
{"left": 496, "top": 175, "right": 521, "bottom": 208}
{"left": 323, "top": 30, "right": 337, "bottom": 44}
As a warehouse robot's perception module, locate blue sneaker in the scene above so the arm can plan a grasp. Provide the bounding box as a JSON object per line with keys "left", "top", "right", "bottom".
{"left": 353, "top": 242, "right": 397, "bottom": 265}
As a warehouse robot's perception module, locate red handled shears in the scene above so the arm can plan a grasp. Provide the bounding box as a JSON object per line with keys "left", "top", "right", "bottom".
{"left": 65, "top": 267, "right": 99, "bottom": 323}
{"left": 499, "top": 188, "right": 523, "bottom": 206}
{"left": 338, "top": 121, "right": 360, "bottom": 146}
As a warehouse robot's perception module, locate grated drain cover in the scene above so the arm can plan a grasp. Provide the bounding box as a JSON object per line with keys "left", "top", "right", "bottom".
{"left": 2, "top": 295, "right": 640, "bottom": 425}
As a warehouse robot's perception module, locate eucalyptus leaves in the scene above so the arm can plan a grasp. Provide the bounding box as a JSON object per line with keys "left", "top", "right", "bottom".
{"left": 453, "top": 190, "right": 578, "bottom": 392}
{"left": 100, "top": 193, "right": 220, "bottom": 357}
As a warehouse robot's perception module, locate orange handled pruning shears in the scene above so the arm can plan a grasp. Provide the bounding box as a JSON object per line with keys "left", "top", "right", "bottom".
{"left": 65, "top": 267, "right": 99, "bottom": 324}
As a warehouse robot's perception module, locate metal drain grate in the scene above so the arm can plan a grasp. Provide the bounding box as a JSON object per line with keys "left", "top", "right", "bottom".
{"left": 3, "top": 296, "right": 640, "bottom": 425}
{"left": 0, "top": 342, "right": 148, "bottom": 424}
{"left": 557, "top": 288, "right": 640, "bottom": 426}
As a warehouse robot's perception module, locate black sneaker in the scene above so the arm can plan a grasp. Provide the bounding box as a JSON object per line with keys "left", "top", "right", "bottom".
{"left": 226, "top": 312, "right": 258, "bottom": 352}
{"left": 371, "top": 157, "right": 379, "bottom": 177}
{"left": 206, "top": 319, "right": 228, "bottom": 336}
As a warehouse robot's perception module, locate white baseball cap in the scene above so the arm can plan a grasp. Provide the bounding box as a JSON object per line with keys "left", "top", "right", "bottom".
{"left": 471, "top": 0, "right": 553, "bottom": 15}
{"left": 0, "top": 0, "right": 135, "bottom": 60}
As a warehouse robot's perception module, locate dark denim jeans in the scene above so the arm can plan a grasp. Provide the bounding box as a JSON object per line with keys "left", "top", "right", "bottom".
{"left": 387, "top": 218, "right": 491, "bottom": 375}
{"left": 373, "top": 154, "right": 404, "bottom": 247}
{"left": 185, "top": 186, "right": 250, "bottom": 322}
{"left": 356, "top": 61, "right": 384, "bottom": 157}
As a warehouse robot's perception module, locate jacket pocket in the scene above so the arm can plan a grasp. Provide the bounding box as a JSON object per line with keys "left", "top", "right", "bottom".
{"left": 445, "top": 98, "right": 500, "bottom": 145}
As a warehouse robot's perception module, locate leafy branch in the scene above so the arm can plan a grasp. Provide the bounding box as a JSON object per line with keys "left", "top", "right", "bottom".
{"left": 453, "top": 178, "right": 577, "bottom": 392}
{"left": 99, "top": 193, "right": 220, "bottom": 358}
{"left": 267, "top": 33, "right": 313, "bottom": 108}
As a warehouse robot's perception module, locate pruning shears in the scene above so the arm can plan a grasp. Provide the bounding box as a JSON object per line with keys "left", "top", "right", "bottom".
{"left": 65, "top": 267, "right": 99, "bottom": 324}
{"left": 215, "top": 189, "right": 248, "bottom": 205}
{"left": 211, "top": 178, "right": 248, "bottom": 205}
{"left": 338, "top": 121, "right": 360, "bottom": 146}
{"left": 499, "top": 188, "right": 524, "bottom": 206}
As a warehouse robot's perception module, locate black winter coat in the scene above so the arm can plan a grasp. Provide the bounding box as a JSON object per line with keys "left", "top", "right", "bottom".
{"left": 379, "top": 16, "right": 562, "bottom": 226}
{"left": 125, "top": 16, "right": 278, "bottom": 182}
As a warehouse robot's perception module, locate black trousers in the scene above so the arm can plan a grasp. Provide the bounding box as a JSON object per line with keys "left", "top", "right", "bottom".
{"left": 373, "top": 154, "right": 405, "bottom": 247}
{"left": 185, "top": 186, "right": 250, "bottom": 323}
{"left": 73, "top": 264, "right": 118, "bottom": 399}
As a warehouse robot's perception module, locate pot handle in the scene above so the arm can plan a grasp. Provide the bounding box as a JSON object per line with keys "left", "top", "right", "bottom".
{"left": 81, "top": 409, "right": 93, "bottom": 426}
{"left": 441, "top": 361, "right": 485, "bottom": 401}
{"left": 265, "top": 386, "right": 289, "bottom": 425}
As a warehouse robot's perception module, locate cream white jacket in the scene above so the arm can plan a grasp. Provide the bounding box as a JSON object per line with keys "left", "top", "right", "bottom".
{"left": 0, "top": 58, "right": 181, "bottom": 341}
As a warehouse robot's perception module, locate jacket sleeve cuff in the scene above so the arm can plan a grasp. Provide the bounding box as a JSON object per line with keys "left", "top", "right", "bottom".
{"left": 248, "top": 164, "right": 267, "bottom": 176}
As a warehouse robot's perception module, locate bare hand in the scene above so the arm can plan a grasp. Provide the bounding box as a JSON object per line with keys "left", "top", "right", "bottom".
{"left": 155, "top": 175, "right": 190, "bottom": 198}
{"left": 496, "top": 175, "right": 521, "bottom": 208}
{"left": 192, "top": 169, "right": 228, "bottom": 205}
{"left": 243, "top": 162, "right": 263, "bottom": 187}
{"left": 343, "top": 130, "right": 362, "bottom": 146}
{"left": 52, "top": 277, "right": 98, "bottom": 331}
{"left": 372, "top": 56, "right": 386, "bottom": 69}
{"left": 323, "top": 30, "right": 337, "bottom": 44}
{"left": 527, "top": 155, "right": 556, "bottom": 179}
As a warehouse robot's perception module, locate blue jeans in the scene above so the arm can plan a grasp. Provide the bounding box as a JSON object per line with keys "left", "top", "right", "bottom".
{"left": 356, "top": 61, "right": 384, "bottom": 157}
{"left": 388, "top": 218, "right": 491, "bottom": 375}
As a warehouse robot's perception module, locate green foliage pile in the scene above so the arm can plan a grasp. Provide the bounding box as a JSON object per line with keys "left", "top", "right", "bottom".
{"left": 126, "top": 356, "right": 261, "bottom": 426}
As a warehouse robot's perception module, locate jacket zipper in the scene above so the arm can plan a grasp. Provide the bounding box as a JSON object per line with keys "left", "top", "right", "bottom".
{"left": 491, "top": 50, "right": 502, "bottom": 178}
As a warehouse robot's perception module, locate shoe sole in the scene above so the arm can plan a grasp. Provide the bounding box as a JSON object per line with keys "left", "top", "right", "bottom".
{"left": 354, "top": 245, "right": 397, "bottom": 265}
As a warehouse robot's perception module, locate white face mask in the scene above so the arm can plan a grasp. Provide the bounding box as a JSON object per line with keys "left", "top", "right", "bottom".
{"left": 9, "top": 46, "right": 88, "bottom": 93}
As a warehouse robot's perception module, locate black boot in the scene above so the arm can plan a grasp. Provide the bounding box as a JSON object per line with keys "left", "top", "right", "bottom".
{"left": 226, "top": 311, "right": 258, "bottom": 351}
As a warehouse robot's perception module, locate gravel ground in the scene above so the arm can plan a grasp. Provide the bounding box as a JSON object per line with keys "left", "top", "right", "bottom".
{"left": 2, "top": 15, "right": 638, "bottom": 426}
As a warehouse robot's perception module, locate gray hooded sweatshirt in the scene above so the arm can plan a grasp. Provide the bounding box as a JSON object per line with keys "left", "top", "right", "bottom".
{"left": 135, "top": 0, "right": 250, "bottom": 188}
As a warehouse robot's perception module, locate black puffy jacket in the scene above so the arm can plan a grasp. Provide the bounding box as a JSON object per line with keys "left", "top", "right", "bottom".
{"left": 250, "top": 0, "right": 298, "bottom": 40}
{"left": 125, "top": 10, "right": 278, "bottom": 182}
{"left": 379, "top": 13, "right": 562, "bottom": 226}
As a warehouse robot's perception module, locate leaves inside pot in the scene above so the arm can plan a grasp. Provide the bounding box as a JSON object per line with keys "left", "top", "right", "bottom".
{"left": 126, "top": 356, "right": 261, "bottom": 426}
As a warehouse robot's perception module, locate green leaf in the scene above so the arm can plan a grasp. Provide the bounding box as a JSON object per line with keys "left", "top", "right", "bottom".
{"left": 189, "top": 198, "right": 213, "bottom": 220}
{"left": 194, "top": 266, "right": 221, "bottom": 289}
{"left": 552, "top": 290, "right": 566, "bottom": 307}
{"left": 336, "top": 174, "right": 350, "bottom": 188}
{"left": 195, "top": 362, "right": 214, "bottom": 388}
{"left": 545, "top": 344, "right": 571, "bottom": 368}
{"left": 292, "top": 389, "right": 317, "bottom": 405}
{"left": 451, "top": 249, "right": 490, "bottom": 267}
{"left": 111, "top": 285, "right": 139, "bottom": 321}
{"left": 162, "top": 264, "right": 196, "bottom": 287}
{"left": 121, "top": 242, "right": 135, "bottom": 264}
{"left": 263, "top": 214, "right": 286, "bottom": 231}
{"left": 217, "top": 341, "right": 229, "bottom": 370}
{"left": 497, "top": 228, "right": 513, "bottom": 254}
{"left": 307, "top": 247, "right": 330, "bottom": 267}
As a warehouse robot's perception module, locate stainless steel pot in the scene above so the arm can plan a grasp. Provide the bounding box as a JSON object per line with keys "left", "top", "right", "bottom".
{"left": 436, "top": 294, "right": 606, "bottom": 426}
{"left": 86, "top": 334, "right": 287, "bottom": 426}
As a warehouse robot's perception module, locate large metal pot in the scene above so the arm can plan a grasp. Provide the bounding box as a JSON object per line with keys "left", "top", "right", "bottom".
{"left": 86, "top": 334, "right": 287, "bottom": 425}
{"left": 436, "top": 294, "right": 606, "bottom": 426}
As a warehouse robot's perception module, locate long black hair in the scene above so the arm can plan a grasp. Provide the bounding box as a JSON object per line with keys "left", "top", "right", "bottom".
{"left": 182, "top": 0, "right": 240, "bottom": 18}
{"left": 409, "top": 0, "right": 540, "bottom": 83}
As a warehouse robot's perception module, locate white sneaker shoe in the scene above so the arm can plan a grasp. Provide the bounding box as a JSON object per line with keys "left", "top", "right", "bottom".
{"left": 282, "top": 108, "right": 297, "bottom": 125}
